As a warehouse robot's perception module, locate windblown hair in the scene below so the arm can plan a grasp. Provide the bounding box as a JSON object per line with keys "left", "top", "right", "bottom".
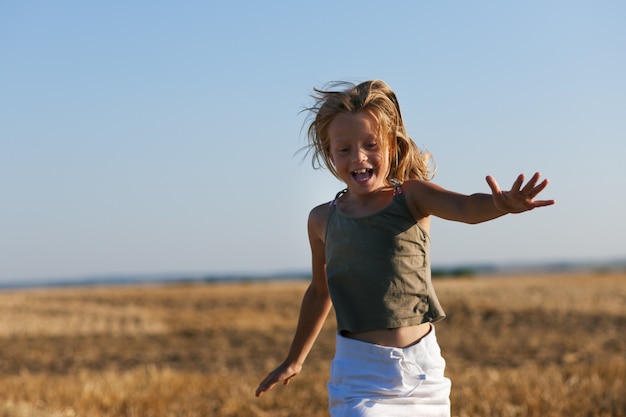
{"left": 304, "top": 80, "right": 434, "bottom": 183}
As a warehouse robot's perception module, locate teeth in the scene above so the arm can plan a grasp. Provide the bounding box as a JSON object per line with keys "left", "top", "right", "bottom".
{"left": 353, "top": 169, "right": 369, "bottom": 174}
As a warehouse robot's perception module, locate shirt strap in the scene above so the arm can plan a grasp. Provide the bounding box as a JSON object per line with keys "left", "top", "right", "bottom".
{"left": 331, "top": 189, "right": 348, "bottom": 206}
{"left": 391, "top": 179, "right": 403, "bottom": 195}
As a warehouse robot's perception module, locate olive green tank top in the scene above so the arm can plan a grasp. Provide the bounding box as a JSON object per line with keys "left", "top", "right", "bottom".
{"left": 325, "top": 186, "right": 446, "bottom": 333}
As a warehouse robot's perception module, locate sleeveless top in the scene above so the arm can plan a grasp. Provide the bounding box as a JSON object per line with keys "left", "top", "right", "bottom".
{"left": 325, "top": 185, "right": 446, "bottom": 333}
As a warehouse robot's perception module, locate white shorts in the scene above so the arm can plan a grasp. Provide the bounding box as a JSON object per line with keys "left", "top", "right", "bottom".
{"left": 328, "top": 325, "right": 451, "bottom": 417}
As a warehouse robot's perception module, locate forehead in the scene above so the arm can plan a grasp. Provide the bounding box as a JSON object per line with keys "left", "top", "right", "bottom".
{"left": 328, "top": 111, "right": 379, "bottom": 142}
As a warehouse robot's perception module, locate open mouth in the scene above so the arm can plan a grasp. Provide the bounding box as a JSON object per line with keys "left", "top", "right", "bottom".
{"left": 352, "top": 168, "right": 373, "bottom": 183}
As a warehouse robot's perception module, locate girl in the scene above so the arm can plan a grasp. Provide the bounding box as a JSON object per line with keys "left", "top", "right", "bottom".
{"left": 255, "top": 80, "right": 555, "bottom": 416}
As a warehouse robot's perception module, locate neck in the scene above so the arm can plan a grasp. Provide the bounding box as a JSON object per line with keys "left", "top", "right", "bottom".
{"left": 338, "top": 185, "right": 395, "bottom": 217}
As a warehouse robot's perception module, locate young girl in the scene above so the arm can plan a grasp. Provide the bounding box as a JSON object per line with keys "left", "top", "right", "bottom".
{"left": 255, "top": 80, "right": 555, "bottom": 416}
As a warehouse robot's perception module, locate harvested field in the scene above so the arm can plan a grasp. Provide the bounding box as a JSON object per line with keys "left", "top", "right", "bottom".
{"left": 0, "top": 272, "right": 624, "bottom": 416}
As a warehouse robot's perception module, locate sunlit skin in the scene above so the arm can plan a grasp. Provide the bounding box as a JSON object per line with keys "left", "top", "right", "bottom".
{"left": 255, "top": 110, "right": 555, "bottom": 397}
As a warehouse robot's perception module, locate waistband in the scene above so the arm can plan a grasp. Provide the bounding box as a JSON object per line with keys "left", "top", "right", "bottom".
{"left": 335, "top": 324, "right": 437, "bottom": 360}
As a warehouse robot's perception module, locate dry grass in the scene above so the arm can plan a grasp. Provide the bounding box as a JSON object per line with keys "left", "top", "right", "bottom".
{"left": 0, "top": 272, "right": 624, "bottom": 416}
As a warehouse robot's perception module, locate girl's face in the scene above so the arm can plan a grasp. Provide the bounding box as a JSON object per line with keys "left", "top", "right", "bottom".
{"left": 327, "top": 110, "right": 391, "bottom": 195}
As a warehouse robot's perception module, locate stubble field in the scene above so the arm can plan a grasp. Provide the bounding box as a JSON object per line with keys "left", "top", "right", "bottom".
{"left": 0, "top": 271, "right": 624, "bottom": 417}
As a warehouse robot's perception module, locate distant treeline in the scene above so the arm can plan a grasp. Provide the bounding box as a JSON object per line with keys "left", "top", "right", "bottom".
{"left": 432, "top": 267, "right": 483, "bottom": 278}
{"left": 3, "top": 259, "right": 625, "bottom": 290}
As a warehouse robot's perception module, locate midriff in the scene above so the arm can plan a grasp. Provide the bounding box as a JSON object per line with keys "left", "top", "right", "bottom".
{"left": 342, "top": 322, "right": 432, "bottom": 348}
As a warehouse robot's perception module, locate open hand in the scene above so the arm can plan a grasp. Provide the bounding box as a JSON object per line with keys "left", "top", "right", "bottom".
{"left": 255, "top": 361, "right": 302, "bottom": 397}
{"left": 486, "top": 172, "right": 555, "bottom": 214}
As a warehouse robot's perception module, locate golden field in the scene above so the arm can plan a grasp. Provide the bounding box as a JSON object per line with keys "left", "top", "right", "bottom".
{"left": 0, "top": 271, "right": 624, "bottom": 417}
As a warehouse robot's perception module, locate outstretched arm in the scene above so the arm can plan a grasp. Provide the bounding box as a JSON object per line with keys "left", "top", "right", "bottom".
{"left": 255, "top": 205, "right": 332, "bottom": 397}
{"left": 406, "top": 172, "right": 555, "bottom": 224}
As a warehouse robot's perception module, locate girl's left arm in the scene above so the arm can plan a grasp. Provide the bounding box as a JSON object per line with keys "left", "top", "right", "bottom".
{"left": 407, "top": 172, "right": 555, "bottom": 224}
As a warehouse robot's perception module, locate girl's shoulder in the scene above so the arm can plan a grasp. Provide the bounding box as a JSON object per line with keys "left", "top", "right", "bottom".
{"left": 398, "top": 179, "right": 434, "bottom": 221}
{"left": 399, "top": 178, "right": 432, "bottom": 200}
{"left": 308, "top": 201, "right": 332, "bottom": 239}
{"left": 401, "top": 178, "right": 445, "bottom": 198}
{"left": 309, "top": 201, "right": 332, "bottom": 219}
{"left": 400, "top": 178, "right": 431, "bottom": 189}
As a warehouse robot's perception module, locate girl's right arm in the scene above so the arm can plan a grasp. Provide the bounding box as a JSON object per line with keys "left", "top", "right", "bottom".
{"left": 405, "top": 172, "right": 554, "bottom": 224}
{"left": 255, "top": 204, "right": 332, "bottom": 397}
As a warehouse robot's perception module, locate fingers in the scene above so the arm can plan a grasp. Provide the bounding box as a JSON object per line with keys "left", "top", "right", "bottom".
{"left": 255, "top": 378, "right": 275, "bottom": 397}
{"left": 255, "top": 372, "right": 281, "bottom": 397}
{"left": 511, "top": 173, "right": 525, "bottom": 192}
{"left": 489, "top": 172, "right": 551, "bottom": 199}
{"left": 521, "top": 172, "right": 545, "bottom": 196}
{"left": 485, "top": 175, "right": 501, "bottom": 195}
{"left": 531, "top": 199, "right": 556, "bottom": 208}
{"left": 487, "top": 173, "right": 526, "bottom": 194}
{"left": 527, "top": 178, "right": 551, "bottom": 201}
{"left": 519, "top": 173, "right": 555, "bottom": 205}
{"left": 487, "top": 172, "right": 555, "bottom": 213}
{"left": 520, "top": 172, "right": 538, "bottom": 194}
{"left": 255, "top": 366, "right": 298, "bottom": 397}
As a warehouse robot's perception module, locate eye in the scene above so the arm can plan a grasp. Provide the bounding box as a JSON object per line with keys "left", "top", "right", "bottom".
{"left": 366, "top": 142, "right": 378, "bottom": 149}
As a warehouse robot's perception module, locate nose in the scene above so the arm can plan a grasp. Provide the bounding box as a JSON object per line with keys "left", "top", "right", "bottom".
{"left": 352, "top": 148, "right": 367, "bottom": 163}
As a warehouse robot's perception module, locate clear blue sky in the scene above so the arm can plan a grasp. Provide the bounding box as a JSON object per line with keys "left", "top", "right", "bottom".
{"left": 1, "top": 1, "right": 625, "bottom": 283}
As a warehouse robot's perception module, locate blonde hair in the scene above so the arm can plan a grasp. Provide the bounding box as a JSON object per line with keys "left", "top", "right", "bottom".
{"left": 304, "top": 80, "right": 434, "bottom": 182}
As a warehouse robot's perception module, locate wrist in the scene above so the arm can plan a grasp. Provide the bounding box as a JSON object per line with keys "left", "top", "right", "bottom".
{"left": 283, "top": 357, "right": 304, "bottom": 374}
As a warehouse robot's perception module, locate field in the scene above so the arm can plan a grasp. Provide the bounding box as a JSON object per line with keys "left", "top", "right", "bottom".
{"left": 0, "top": 272, "right": 624, "bottom": 417}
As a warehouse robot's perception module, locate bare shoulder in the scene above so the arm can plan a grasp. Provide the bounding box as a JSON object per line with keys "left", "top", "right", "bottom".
{"left": 308, "top": 202, "right": 331, "bottom": 243}
{"left": 401, "top": 179, "right": 434, "bottom": 220}
{"left": 402, "top": 178, "right": 437, "bottom": 194}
